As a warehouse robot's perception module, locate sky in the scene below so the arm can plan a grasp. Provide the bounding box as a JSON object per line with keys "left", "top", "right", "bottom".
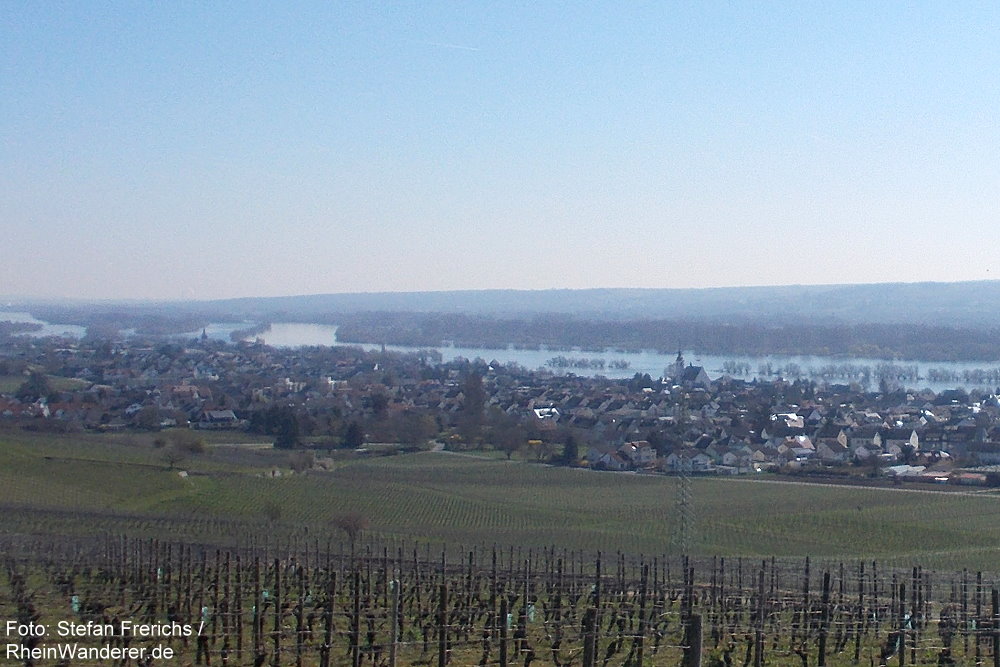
{"left": 3, "top": 2, "right": 1000, "bottom": 301}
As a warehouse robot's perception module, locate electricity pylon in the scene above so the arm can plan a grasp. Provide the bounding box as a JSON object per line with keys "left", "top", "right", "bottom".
{"left": 670, "top": 468, "right": 695, "bottom": 555}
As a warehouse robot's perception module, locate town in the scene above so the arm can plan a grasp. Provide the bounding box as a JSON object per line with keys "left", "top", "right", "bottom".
{"left": 2, "top": 328, "right": 999, "bottom": 487}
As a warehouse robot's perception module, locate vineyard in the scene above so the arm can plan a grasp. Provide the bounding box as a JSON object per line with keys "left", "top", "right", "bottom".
{"left": 4, "top": 431, "right": 1000, "bottom": 570}
{"left": 3, "top": 535, "right": 1000, "bottom": 666}
{"left": 6, "top": 432, "right": 1000, "bottom": 664}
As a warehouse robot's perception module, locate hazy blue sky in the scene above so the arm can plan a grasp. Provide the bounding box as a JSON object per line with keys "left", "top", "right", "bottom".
{"left": 3, "top": 2, "right": 999, "bottom": 300}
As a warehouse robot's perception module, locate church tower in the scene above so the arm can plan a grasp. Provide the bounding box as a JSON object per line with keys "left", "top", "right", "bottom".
{"left": 668, "top": 350, "right": 685, "bottom": 382}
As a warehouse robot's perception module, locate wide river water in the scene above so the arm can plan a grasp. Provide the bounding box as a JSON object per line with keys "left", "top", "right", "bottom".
{"left": 6, "top": 313, "right": 1000, "bottom": 393}
{"left": 227, "top": 322, "right": 1000, "bottom": 393}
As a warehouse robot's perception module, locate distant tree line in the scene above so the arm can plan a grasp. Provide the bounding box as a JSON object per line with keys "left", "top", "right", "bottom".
{"left": 546, "top": 356, "right": 630, "bottom": 370}
{"left": 0, "top": 321, "right": 43, "bottom": 336}
{"left": 927, "top": 367, "right": 1000, "bottom": 384}
{"left": 722, "top": 360, "right": 927, "bottom": 383}
{"left": 334, "top": 312, "right": 1000, "bottom": 362}
{"left": 28, "top": 307, "right": 209, "bottom": 337}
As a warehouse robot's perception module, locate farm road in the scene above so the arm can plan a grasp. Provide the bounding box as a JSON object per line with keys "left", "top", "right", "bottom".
{"left": 723, "top": 474, "right": 1000, "bottom": 499}
{"left": 427, "top": 444, "right": 522, "bottom": 461}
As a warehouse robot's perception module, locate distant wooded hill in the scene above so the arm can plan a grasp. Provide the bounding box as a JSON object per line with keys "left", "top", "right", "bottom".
{"left": 176, "top": 280, "right": 1000, "bottom": 328}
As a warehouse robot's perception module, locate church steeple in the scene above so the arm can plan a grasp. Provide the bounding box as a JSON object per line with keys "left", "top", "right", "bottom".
{"left": 668, "top": 350, "right": 685, "bottom": 382}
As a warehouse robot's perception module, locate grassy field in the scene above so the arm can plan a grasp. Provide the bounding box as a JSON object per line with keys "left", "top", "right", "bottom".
{"left": 0, "top": 374, "right": 89, "bottom": 393}
{"left": 2, "top": 429, "right": 1000, "bottom": 570}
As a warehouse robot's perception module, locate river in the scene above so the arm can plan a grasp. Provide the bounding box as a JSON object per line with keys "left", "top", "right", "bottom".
{"left": 1, "top": 310, "right": 88, "bottom": 338}
{"left": 5, "top": 313, "right": 1000, "bottom": 392}
{"left": 238, "top": 323, "right": 1000, "bottom": 393}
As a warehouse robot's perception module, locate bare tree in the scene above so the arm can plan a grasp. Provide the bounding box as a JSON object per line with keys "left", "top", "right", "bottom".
{"left": 289, "top": 450, "right": 315, "bottom": 473}
{"left": 161, "top": 446, "right": 186, "bottom": 469}
{"left": 263, "top": 501, "right": 282, "bottom": 524}
{"left": 169, "top": 430, "right": 206, "bottom": 454}
{"left": 332, "top": 512, "right": 369, "bottom": 547}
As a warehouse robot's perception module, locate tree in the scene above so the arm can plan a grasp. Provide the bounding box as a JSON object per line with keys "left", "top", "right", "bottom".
{"left": 366, "top": 393, "right": 389, "bottom": 418}
{"left": 161, "top": 446, "right": 186, "bottom": 469}
{"left": 534, "top": 439, "right": 557, "bottom": 462}
{"left": 15, "top": 372, "right": 53, "bottom": 403}
{"left": 868, "top": 452, "right": 882, "bottom": 478}
{"left": 456, "top": 413, "right": 483, "bottom": 448}
{"left": 332, "top": 512, "right": 369, "bottom": 546}
{"left": 387, "top": 411, "right": 438, "bottom": 446}
{"left": 135, "top": 406, "right": 162, "bottom": 430}
{"left": 494, "top": 422, "right": 525, "bottom": 460}
{"left": 627, "top": 372, "right": 654, "bottom": 392}
{"left": 251, "top": 404, "right": 301, "bottom": 449}
{"left": 646, "top": 429, "right": 668, "bottom": 457}
{"left": 561, "top": 434, "right": 580, "bottom": 465}
{"left": 263, "top": 501, "right": 282, "bottom": 524}
{"left": 273, "top": 415, "right": 301, "bottom": 449}
{"left": 342, "top": 421, "right": 364, "bottom": 449}
{"left": 456, "top": 372, "right": 487, "bottom": 446}
{"left": 168, "top": 430, "right": 205, "bottom": 454}
{"left": 289, "top": 450, "right": 315, "bottom": 473}
{"left": 483, "top": 407, "right": 525, "bottom": 459}
{"left": 463, "top": 372, "right": 486, "bottom": 416}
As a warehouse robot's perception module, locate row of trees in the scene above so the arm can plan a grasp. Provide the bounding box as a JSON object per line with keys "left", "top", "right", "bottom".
{"left": 722, "top": 361, "right": 924, "bottom": 382}
{"left": 546, "top": 356, "right": 631, "bottom": 370}
{"left": 248, "top": 403, "right": 370, "bottom": 450}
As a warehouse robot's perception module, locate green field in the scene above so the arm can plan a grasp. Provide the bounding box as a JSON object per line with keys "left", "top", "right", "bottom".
{"left": 3, "top": 430, "right": 1000, "bottom": 570}
{"left": 0, "top": 374, "right": 88, "bottom": 393}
